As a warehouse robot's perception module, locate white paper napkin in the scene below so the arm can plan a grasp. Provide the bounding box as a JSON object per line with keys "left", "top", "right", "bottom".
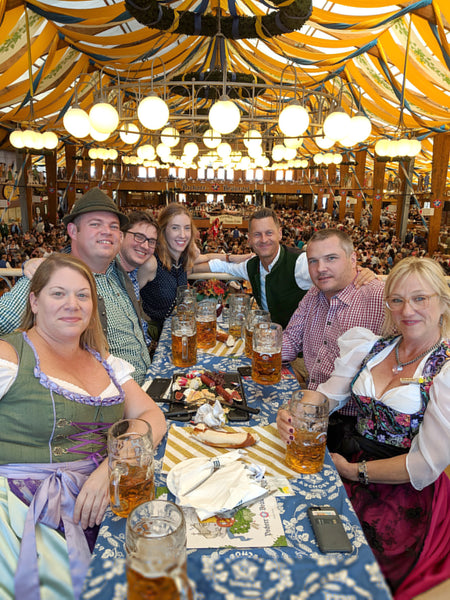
{"left": 167, "top": 450, "right": 267, "bottom": 520}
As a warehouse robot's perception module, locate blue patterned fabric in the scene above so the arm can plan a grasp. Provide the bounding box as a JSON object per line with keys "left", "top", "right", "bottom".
{"left": 80, "top": 320, "right": 393, "bottom": 600}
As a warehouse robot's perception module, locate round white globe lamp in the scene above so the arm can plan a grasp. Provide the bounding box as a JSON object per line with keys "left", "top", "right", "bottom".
{"left": 89, "top": 102, "right": 119, "bottom": 134}
{"left": 161, "top": 126, "right": 180, "bottom": 147}
{"left": 278, "top": 102, "right": 310, "bottom": 137}
{"left": 42, "top": 131, "right": 58, "bottom": 149}
{"left": 203, "top": 128, "right": 221, "bottom": 148}
{"left": 63, "top": 107, "right": 90, "bottom": 138}
{"left": 323, "top": 109, "right": 351, "bottom": 142}
{"left": 10, "top": 130, "right": 25, "bottom": 148}
{"left": 89, "top": 126, "right": 109, "bottom": 142}
{"left": 120, "top": 123, "right": 140, "bottom": 145}
{"left": 138, "top": 95, "right": 169, "bottom": 130}
{"left": 208, "top": 97, "right": 240, "bottom": 134}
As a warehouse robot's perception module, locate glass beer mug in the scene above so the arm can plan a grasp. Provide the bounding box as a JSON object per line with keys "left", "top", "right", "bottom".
{"left": 108, "top": 419, "right": 155, "bottom": 518}
{"left": 196, "top": 299, "right": 217, "bottom": 350}
{"left": 285, "top": 390, "right": 329, "bottom": 474}
{"left": 176, "top": 285, "right": 196, "bottom": 319}
{"left": 251, "top": 322, "right": 282, "bottom": 385}
{"left": 244, "top": 309, "right": 270, "bottom": 359}
{"left": 228, "top": 293, "right": 251, "bottom": 339}
{"left": 126, "top": 500, "right": 193, "bottom": 600}
{"left": 171, "top": 314, "right": 197, "bottom": 367}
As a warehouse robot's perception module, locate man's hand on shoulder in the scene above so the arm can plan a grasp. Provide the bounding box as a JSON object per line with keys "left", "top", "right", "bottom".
{"left": 354, "top": 267, "right": 378, "bottom": 288}
{"left": 23, "top": 257, "right": 45, "bottom": 279}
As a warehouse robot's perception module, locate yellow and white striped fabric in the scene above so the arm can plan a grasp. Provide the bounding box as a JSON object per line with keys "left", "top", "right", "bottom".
{"left": 201, "top": 337, "right": 244, "bottom": 358}
{"left": 162, "top": 424, "right": 301, "bottom": 478}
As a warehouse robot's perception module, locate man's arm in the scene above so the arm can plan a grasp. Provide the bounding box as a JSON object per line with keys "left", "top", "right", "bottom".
{"left": 282, "top": 290, "right": 313, "bottom": 362}
{"left": 295, "top": 252, "right": 312, "bottom": 290}
{"left": 192, "top": 253, "right": 252, "bottom": 274}
{"left": 0, "top": 277, "right": 31, "bottom": 335}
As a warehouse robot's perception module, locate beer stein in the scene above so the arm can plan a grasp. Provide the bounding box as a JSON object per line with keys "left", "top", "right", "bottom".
{"left": 285, "top": 390, "right": 329, "bottom": 474}
{"left": 176, "top": 286, "right": 196, "bottom": 319}
{"left": 171, "top": 314, "right": 197, "bottom": 367}
{"left": 126, "top": 500, "right": 193, "bottom": 600}
{"left": 108, "top": 419, "right": 154, "bottom": 518}
{"left": 244, "top": 309, "right": 270, "bottom": 358}
{"left": 196, "top": 299, "right": 217, "bottom": 350}
{"left": 251, "top": 322, "right": 282, "bottom": 385}
{"left": 228, "top": 293, "right": 251, "bottom": 339}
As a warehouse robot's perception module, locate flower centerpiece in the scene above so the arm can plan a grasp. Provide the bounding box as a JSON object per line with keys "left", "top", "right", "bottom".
{"left": 194, "top": 279, "right": 231, "bottom": 316}
{"left": 195, "top": 278, "right": 228, "bottom": 303}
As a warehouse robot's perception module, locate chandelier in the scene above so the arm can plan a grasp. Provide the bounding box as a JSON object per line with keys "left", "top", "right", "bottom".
{"left": 59, "top": 65, "right": 372, "bottom": 171}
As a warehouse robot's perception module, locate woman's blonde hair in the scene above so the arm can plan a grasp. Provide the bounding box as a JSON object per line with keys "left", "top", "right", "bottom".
{"left": 21, "top": 253, "right": 108, "bottom": 356}
{"left": 382, "top": 256, "right": 450, "bottom": 338}
{"left": 157, "top": 203, "right": 198, "bottom": 271}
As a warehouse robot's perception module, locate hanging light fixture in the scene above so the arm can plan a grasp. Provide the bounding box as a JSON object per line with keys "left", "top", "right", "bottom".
{"left": 323, "top": 109, "right": 351, "bottom": 142}
{"left": 89, "top": 125, "right": 110, "bottom": 142}
{"left": 209, "top": 97, "right": 240, "bottom": 134}
{"left": 138, "top": 94, "right": 169, "bottom": 130}
{"left": 9, "top": 129, "right": 25, "bottom": 149}
{"left": 203, "top": 129, "right": 221, "bottom": 149}
{"left": 64, "top": 106, "right": 91, "bottom": 138}
{"left": 89, "top": 101, "right": 119, "bottom": 134}
{"left": 161, "top": 126, "right": 180, "bottom": 147}
{"left": 120, "top": 123, "right": 140, "bottom": 144}
{"left": 278, "top": 101, "right": 310, "bottom": 137}
{"left": 42, "top": 131, "right": 58, "bottom": 149}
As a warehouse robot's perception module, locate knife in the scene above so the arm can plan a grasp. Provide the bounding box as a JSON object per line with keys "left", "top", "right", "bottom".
{"left": 165, "top": 403, "right": 260, "bottom": 419}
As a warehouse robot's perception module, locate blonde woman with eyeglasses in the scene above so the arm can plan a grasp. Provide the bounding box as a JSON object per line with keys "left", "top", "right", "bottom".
{"left": 313, "top": 257, "right": 450, "bottom": 599}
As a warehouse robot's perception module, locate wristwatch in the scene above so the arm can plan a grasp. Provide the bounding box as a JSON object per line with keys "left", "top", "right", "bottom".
{"left": 358, "top": 460, "right": 369, "bottom": 485}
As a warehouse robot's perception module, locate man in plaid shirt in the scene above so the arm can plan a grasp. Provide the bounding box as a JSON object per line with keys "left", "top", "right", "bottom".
{"left": 282, "top": 228, "right": 385, "bottom": 445}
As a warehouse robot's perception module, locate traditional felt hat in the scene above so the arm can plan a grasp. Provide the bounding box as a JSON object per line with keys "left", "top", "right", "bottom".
{"left": 62, "top": 187, "right": 129, "bottom": 227}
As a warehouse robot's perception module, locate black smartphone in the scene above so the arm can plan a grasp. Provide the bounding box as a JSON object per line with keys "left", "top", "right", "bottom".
{"left": 146, "top": 377, "right": 171, "bottom": 401}
{"left": 307, "top": 506, "right": 353, "bottom": 553}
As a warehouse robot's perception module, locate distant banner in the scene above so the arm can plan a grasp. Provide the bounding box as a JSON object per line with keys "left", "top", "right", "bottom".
{"left": 210, "top": 215, "right": 243, "bottom": 225}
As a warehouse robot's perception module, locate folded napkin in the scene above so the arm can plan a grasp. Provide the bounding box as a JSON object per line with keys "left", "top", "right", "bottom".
{"left": 167, "top": 450, "right": 267, "bottom": 520}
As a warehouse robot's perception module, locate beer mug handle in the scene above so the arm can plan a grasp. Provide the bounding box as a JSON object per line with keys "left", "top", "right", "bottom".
{"left": 182, "top": 334, "right": 188, "bottom": 361}
{"left": 110, "top": 464, "right": 127, "bottom": 509}
{"left": 173, "top": 571, "right": 193, "bottom": 600}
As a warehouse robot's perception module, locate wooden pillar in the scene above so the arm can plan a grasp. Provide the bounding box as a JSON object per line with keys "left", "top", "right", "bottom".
{"left": 45, "top": 150, "right": 57, "bottom": 225}
{"left": 429, "top": 133, "right": 450, "bottom": 254}
{"left": 353, "top": 149, "right": 367, "bottom": 225}
{"left": 371, "top": 158, "right": 386, "bottom": 232}
{"left": 395, "top": 159, "right": 415, "bottom": 241}
{"left": 95, "top": 158, "right": 103, "bottom": 182}
{"left": 16, "top": 152, "right": 33, "bottom": 232}
{"left": 64, "top": 143, "right": 77, "bottom": 212}
{"left": 339, "top": 156, "right": 350, "bottom": 221}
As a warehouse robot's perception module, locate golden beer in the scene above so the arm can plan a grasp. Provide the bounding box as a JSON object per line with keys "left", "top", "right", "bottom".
{"left": 251, "top": 350, "right": 282, "bottom": 385}
{"left": 171, "top": 331, "right": 197, "bottom": 367}
{"left": 244, "top": 327, "right": 253, "bottom": 358}
{"left": 285, "top": 431, "right": 326, "bottom": 474}
{"left": 196, "top": 318, "right": 216, "bottom": 349}
{"left": 110, "top": 464, "right": 155, "bottom": 518}
{"left": 127, "top": 568, "right": 183, "bottom": 600}
{"left": 229, "top": 323, "right": 243, "bottom": 339}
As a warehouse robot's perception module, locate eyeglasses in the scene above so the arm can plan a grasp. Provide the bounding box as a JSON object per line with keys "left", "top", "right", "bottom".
{"left": 385, "top": 294, "right": 438, "bottom": 311}
{"left": 126, "top": 231, "right": 157, "bottom": 248}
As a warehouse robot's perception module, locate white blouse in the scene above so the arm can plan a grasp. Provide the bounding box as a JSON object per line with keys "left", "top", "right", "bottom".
{"left": 0, "top": 354, "right": 135, "bottom": 399}
{"left": 318, "top": 327, "right": 450, "bottom": 491}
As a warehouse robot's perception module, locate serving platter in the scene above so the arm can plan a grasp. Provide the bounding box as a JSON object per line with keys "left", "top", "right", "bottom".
{"left": 165, "top": 370, "right": 259, "bottom": 421}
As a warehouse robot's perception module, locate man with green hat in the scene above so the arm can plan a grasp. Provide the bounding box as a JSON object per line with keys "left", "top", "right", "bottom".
{"left": 0, "top": 187, "right": 152, "bottom": 385}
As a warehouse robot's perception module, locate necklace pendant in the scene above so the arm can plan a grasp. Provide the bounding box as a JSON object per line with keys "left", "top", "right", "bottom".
{"left": 392, "top": 364, "right": 403, "bottom": 374}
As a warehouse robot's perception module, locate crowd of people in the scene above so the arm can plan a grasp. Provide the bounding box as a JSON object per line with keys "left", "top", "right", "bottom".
{"left": 0, "top": 192, "right": 449, "bottom": 600}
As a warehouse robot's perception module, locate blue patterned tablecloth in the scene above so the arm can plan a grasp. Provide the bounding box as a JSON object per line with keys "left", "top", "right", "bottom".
{"left": 81, "top": 321, "right": 393, "bottom": 600}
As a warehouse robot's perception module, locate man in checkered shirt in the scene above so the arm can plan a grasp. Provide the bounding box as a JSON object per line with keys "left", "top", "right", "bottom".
{"left": 282, "top": 228, "right": 385, "bottom": 448}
